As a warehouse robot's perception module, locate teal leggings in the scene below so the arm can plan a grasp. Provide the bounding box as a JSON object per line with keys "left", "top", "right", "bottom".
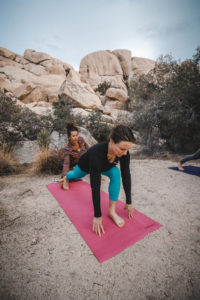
{"left": 66, "top": 164, "right": 121, "bottom": 201}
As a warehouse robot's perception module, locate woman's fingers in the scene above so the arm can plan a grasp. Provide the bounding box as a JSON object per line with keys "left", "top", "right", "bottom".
{"left": 97, "top": 224, "right": 105, "bottom": 237}
{"left": 60, "top": 181, "right": 63, "bottom": 188}
{"left": 93, "top": 224, "right": 98, "bottom": 235}
{"left": 128, "top": 208, "right": 134, "bottom": 218}
{"left": 100, "top": 224, "right": 105, "bottom": 235}
{"left": 93, "top": 224, "right": 100, "bottom": 236}
{"left": 93, "top": 223, "right": 98, "bottom": 235}
{"left": 124, "top": 205, "right": 134, "bottom": 219}
{"left": 98, "top": 226, "right": 101, "bottom": 237}
{"left": 93, "top": 219, "right": 105, "bottom": 237}
{"left": 129, "top": 210, "right": 133, "bottom": 218}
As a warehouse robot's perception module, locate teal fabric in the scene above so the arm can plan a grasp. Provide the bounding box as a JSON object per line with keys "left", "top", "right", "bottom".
{"left": 66, "top": 164, "right": 121, "bottom": 201}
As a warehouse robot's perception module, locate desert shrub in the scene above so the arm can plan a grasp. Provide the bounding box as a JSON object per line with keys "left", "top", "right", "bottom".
{"left": 95, "top": 81, "right": 111, "bottom": 95}
{"left": 0, "top": 91, "right": 22, "bottom": 146}
{"left": 35, "top": 148, "right": 65, "bottom": 175}
{"left": 128, "top": 47, "right": 200, "bottom": 153}
{"left": 0, "top": 123, "right": 23, "bottom": 149}
{"left": 37, "top": 129, "right": 51, "bottom": 150}
{"left": 52, "top": 97, "right": 74, "bottom": 134}
{"left": 0, "top": 91, "right": 21, "bottom": 122}
{"left": 84, "top": 110, "right": 112, "bottom": 142}
{"left": 0, "top": 90, "right": 53, "bottom": 146}
{"left": 0, "top": 145, "right": 21, "bottom": 175}
{"left": 72, "top": 113, "right": 86, "bottom": 127}
{"left": 18, "top": 108, "right": 53, "bottom": 141}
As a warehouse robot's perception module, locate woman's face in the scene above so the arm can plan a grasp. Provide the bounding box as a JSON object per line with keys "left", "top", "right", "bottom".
{"left": 111, "top": 139, "right": 133, "bottom": 157}
{"left": 69, "top": 131, "right": 78, "bottom": 144}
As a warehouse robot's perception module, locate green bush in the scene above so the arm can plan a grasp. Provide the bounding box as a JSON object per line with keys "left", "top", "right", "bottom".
{"left": 0, "top": 90, "right": 53, "bottom": 146}
{"left": 95, "top": 81, "right": 111, "bottom": 95}
{"left": 128, "top": 47, "right": 200, "bottom": 153}
{"left": 0, "top": 91, "right": 21, "bottom": 122}
{"left": 18, "top": 108, "right": 53, "bottom": 141}
{"left": 0, "top": 91, "right": 22, "bottom": 147}
{"left": 52, "top": 97, "right": 73, "bottom": 133}
{"left": 84, "top": 110, "right": 112, "bottom": 142}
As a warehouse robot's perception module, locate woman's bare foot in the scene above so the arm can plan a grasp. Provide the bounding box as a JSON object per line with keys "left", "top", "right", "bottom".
{"left": 178, "top": 162, "right": 184, "bottom": 171}
{"left": 108, "top": 211, "right": 125, "bottom": 227}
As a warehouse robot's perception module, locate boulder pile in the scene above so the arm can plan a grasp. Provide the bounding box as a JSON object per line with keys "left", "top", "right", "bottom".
{"left": 0, "top": 46, "right": 155, "bottom": 123}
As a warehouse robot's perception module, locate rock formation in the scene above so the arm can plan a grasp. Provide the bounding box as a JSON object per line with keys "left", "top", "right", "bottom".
{"left": 58, "top": 80, "right": 101, "bottom": 109}
{"left": 131, "top": 57, "right": 155, "bottom": 76}
{"left": 0, "top": 46, "right": 155, "bottom": 123}
{"left": 0, "top": 47, "right": 69, "bottom": 103}
{"left": 112, "top": 49, "right": 132, "bottom": 79}
{"left": 79, "top": 50, "right": 127, "bottom": 91}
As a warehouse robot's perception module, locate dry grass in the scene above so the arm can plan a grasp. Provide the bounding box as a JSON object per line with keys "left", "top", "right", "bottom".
{"left": 0, "top": 146, "right": 21, "bottom": 175}
{"left": 34, "top": 148, "right": 64, "bottom": 175}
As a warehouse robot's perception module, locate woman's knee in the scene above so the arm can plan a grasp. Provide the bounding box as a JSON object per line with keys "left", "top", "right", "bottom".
{"left": 66, "top": 170, "right": 75, "bottom": 180}
{"left": 108, "top": 167, "right": 121, "bottom": 201}
{"left": 107, "top": 167, "right": 121, "bottom": 188}
{"left": 109, "top": 166, "right": 121, "bottom": 179}
{"left": 66, "top": 165, "right": 87, "bottom": 180}
{"left": 193, "top": 149, "right": 200, "bottom": 159}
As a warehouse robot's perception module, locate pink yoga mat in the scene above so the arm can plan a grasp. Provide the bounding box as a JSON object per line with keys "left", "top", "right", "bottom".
{"left": 47, "top": 181, "right": 162, "bottom": 263}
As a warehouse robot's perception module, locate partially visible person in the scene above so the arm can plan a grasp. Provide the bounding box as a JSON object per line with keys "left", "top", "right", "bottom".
{"left": 178, "top": 148, "right": 200, "bottom": 171}
{"left": 60, "top": 122, "right": 89, "bottom": 189}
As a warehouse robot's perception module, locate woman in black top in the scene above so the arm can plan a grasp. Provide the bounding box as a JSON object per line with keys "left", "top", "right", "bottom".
{"left": 65, "top": 125, "right": 136, "bottom": 237}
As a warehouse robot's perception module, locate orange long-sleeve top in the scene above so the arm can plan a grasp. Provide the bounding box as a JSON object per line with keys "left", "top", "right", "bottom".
{"left": 62, "top": 136, "right": 89, "bottom": 177}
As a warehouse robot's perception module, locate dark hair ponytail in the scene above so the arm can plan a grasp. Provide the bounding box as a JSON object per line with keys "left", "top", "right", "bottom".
{"left": 110, "top": 125, "right": 136, "bottom": 144}
{"left": 66, "top": 122, "right": 79, "bottom": 137}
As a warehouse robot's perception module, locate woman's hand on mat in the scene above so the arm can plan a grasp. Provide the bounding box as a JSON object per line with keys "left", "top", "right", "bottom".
{"left": 93, "top": 217, "right": 105, "bottom": 237}
{"left": 124, "top": 204, "right": 134, "bottom": 219}
{"left": 60, "top": 177, "right": 69, "bottom": 190}
{"left": 59, "top": 178, "right": 64, "bottom": 187}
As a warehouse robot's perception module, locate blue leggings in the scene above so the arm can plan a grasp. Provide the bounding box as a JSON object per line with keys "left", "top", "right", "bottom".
{"left": 66, "top": 165, "right": 121, "bottom": 201}
{"left": 180, "top": 148, "right": 200, "bottom": 164}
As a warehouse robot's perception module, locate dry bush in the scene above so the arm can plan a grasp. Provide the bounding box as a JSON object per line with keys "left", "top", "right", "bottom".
{"left": 0, "top": 146, "right": 21, "bottom": 175}
{"left": 37, "top": 128, "right": 50, "bottom": 150}
{"left": 34, "top": 148, "right": 65, "bottom": 175}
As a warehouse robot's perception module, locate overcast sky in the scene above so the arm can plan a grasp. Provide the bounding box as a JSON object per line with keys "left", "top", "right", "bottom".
{"left": 0, "top": 0, "right": 199, "bottom": 70}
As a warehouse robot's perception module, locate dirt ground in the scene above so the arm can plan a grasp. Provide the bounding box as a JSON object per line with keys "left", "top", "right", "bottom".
{"left": 0, "top": 159, "right": 200, "bottom": 300}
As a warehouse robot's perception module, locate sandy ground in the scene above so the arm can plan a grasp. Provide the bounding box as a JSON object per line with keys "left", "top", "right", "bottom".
{"left": 0, "top": 159, "right": 200, "bottom": 300}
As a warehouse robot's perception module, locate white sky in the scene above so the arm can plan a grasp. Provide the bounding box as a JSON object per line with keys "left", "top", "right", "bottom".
{"left": 0, "top": 0, "right": 199, "bottom": 70}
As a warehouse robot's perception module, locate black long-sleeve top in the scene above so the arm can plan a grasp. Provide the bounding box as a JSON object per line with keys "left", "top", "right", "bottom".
{"left": 78, "top": 141, "right": 132, "bottom": 218}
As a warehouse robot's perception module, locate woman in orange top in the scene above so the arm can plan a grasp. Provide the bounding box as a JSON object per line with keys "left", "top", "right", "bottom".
{"left": 60, "top": 122, "right": 89, "bottom": 189}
